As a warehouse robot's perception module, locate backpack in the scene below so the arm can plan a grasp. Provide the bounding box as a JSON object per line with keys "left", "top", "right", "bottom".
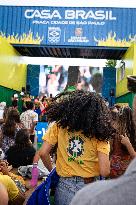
{"left": 26, "top": 168, "right": 59, "bottom": 205}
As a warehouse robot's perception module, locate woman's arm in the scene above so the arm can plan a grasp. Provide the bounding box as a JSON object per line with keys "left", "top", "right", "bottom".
{"left": 39, "top": 141, "right": 53, "bottom": 172}
{"left": 9, "top": 192, "right": 25, "bottom": 205}
{"left": 98, "top": 152, "right": 110, "bottom": 177}
{"left": 0, "top": 183, "right": 8, "bottom": 205}
{"left": 0, "top": 175, "right": 25, "bottom": 205}
{"left": 121, "top": 135, "right": 136, "bottom": 159}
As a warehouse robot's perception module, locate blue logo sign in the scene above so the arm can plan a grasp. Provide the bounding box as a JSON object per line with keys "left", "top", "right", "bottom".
{"left": 48, "top": 27, "right": 61, "bottom": 43}
{"left": 0, "top": 6, "right": 136, "bottom": 47}
{"left": 35, "top": 122, "right": 48, "bottom": 143}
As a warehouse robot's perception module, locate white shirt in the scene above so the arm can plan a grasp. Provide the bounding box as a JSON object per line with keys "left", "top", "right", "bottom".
{"left": 20, "top": 110, "right": 38, "bottom": 129}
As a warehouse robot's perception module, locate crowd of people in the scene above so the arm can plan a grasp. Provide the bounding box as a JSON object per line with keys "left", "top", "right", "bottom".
{"left": 0, "top": 94, "right": 52, "bottom": 204}
{"left": 0, "top": 89, "right": 136, "bottom": 205}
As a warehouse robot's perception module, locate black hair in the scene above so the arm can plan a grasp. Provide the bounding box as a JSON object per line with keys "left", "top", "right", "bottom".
{"left": 25, "top": 101, "right": 34, "bottom": 110}
{"left": 53, "top": 91, "right": 71, "bottom": 101}
{"left": 42, "top": 96, "right": 47, "bottom": 102}
{"left": 3, "top": 109, "right": 21, "bottom": 137}
{"left": 47, "top": 90, "right": 115, "bottom": 141}
{"left": 12, "top": 100, "right": 18, "bottom": 108}
{"left": 50, "top": 94, "right": 53, "bottom": 98}
{"left": 15, "top": 129, "right": 31, "bottom": 149}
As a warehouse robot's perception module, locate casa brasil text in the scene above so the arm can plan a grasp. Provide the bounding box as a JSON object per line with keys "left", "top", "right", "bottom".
{"left": 25, "top": 9, "right": 116, "bottom": 21}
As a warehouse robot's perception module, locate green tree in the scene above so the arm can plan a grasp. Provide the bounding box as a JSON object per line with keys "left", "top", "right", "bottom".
{"left": 105, "top": 60, "right": 117, "bottom": 68}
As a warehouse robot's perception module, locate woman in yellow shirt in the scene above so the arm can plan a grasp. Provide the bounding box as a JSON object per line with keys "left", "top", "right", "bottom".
{"left": 39, "top": 90, "right": 115, "bottom": 205}
{"left": 0, "top": 161, "right": 25, "bottom": 205}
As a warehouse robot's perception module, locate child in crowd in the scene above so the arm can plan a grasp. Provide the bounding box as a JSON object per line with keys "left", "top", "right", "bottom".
{"left": 6, "top": 129, "right": 36, "bottom": 168}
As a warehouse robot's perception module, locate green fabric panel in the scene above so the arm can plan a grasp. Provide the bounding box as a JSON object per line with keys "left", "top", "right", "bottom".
{"left": 0, "top": 85, "right": 22, "bottom": 112}
{"left": 116, "top": 92, "right": 135, "bottom": 108}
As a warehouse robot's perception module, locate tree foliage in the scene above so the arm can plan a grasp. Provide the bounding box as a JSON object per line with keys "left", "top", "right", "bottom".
{"left": 105, "top": 60, "right": 117, "bottom": 68}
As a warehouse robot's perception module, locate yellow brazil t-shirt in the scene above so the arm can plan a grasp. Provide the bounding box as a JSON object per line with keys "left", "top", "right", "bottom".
{"left": 0, "top": 174, "right": 19, "bottom": 201}
{"left": 42, "top": 123, "right": 110, "bottom": 178}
